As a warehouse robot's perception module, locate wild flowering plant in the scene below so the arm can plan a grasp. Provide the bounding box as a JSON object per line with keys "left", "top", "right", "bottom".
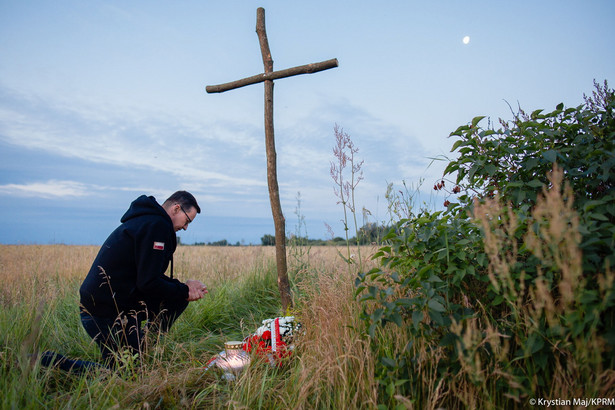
{"left": 330, "top": 124, "right": 365, "bottom": 271}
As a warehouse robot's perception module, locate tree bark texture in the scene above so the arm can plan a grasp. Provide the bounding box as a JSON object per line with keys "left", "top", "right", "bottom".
{"left": 205, "top": 58, "right": 338, "bottom": 93}
{"left": 256, "top": 7, "right": 292, "bottom": 312}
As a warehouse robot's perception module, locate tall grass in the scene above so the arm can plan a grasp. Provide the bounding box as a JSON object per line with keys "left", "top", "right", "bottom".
{"left": 0, "top": 244, "right": 379, "bottom": 408}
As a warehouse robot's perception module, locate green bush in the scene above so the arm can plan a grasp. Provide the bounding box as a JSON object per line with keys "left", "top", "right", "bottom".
{"left": 445, "top": 80, "right": 614, "bottom": 273}
{"left": 356, "top": 80, "right": 615, "bottom": 408}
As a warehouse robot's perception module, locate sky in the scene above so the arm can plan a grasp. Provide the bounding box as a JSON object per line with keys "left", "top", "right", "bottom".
{"left": 1, "top": 1, "right": 614, "bottom": 245}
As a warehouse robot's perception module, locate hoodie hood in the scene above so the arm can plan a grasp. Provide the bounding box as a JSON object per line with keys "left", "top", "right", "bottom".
{"left": 121, "top": 195, "right": 171, "bottom": 225}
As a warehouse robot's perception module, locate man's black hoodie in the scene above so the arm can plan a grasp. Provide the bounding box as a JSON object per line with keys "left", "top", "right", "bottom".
{"left": 80, "top": 195, "right": 189, "bottom": 318}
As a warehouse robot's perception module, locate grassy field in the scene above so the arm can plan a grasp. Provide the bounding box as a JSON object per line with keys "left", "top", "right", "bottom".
{"left": 0, "top": 244, "right": 381, "bottom": 409}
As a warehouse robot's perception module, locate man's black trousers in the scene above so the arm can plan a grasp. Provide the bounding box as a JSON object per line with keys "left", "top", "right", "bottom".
{"left": 80, "top": 298, "right": 189, "bottom": 364}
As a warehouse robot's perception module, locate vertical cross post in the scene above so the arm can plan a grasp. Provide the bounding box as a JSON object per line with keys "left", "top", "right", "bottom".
{"left": 206, "top": 8, "right": 338, "bottom": 312}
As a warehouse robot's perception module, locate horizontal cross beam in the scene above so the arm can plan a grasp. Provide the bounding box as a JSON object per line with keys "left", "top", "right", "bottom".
{"left": 205, "top": 58, "right": 338, "bottom": 93}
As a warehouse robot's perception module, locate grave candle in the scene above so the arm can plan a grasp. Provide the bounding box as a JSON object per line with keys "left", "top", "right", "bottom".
{"left": 216, "top": 341, "right": 250, "bottom": 380}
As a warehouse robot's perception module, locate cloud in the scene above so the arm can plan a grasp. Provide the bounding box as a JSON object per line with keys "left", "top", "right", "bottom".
{"left": 0, "top": 178, "right": 175, "bottom": 199}
{"left": 0, "top": 86, "right": 267, "bottom": 189}
{"left": 0, "top": 180, "right": 89, "bottom": 198}
{"left": 0, "top": 83, "right": 442, "bottom": 221}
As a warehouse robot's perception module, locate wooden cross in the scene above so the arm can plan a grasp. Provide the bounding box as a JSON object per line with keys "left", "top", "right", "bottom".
{"left": 205, "top": 7, "right": 338, "bottom": 312}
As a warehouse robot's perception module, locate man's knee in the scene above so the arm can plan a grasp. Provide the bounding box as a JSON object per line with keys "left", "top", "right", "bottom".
{"left": 150, "top": 299, "right": 189, "bottom": 333}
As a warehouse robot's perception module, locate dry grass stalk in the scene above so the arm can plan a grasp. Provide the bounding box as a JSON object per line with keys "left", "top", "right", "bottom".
{"left": 472, "top": 196, "right": 523, "bottom": 302}
{"left": 525, "top": 165, "right": 582, "bottom": 312}
{"left": 291, "top": 261, "right": 378, "bottom": 409}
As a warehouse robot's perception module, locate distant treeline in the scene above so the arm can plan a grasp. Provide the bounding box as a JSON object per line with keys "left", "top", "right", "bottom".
{"left": 181, "top": 222, "right": 392, "bottom": 246}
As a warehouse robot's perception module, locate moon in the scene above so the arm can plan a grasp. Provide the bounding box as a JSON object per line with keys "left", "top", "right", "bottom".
{"left": 463, "top": 35, "right": 470, "bottom": 44}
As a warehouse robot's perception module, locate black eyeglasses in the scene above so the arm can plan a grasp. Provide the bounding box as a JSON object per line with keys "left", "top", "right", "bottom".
{"left": 179, "top": 205, "right": 192, "bottom": 224}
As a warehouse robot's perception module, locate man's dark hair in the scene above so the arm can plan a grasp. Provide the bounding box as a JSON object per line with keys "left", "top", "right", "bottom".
{"left": 163, "top": 191, "right": 201, "bottom": 214}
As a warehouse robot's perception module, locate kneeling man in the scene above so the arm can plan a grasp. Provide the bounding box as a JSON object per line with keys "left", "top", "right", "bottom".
{"left": 79, "top": 190, "right": 207, "bottom": 364}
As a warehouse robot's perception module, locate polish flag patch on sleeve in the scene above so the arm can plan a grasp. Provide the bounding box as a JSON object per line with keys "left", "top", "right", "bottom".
{"left": 153, "top": 241, "right": 165, "bottom": 250}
